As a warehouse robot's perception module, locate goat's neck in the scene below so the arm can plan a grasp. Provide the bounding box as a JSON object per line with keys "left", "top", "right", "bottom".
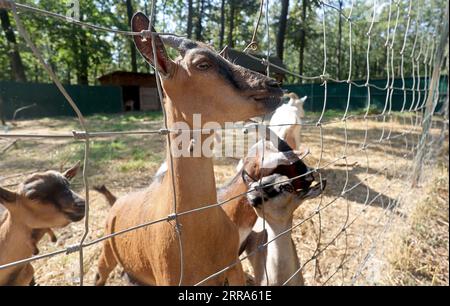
{"left": 0, "top": 212, "right": 33, "bottom": 259}
{"left": 162, "top": 98, "right": 218, "bottom": 212}
{"left": 256, "top": 217, "right": 302, "bottom": 285}
{"left": 219, "top": 173, "right": 257, "bottom": 245}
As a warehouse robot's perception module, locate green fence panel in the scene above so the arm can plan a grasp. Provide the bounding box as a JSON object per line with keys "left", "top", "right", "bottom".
{"left": 0, "top": 81, "right": 123, "bottom": 119}
{"left": 284, "top": 76, "right": 448, "bottom": 113}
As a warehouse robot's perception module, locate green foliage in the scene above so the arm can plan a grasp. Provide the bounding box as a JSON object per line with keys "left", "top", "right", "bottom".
{"left": 0, "top": 0, "right": 447, "bottom": 85}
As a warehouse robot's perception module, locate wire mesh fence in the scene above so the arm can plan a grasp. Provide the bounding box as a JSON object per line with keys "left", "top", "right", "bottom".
{"left": 0, "top": 0, "right": 448, "bottom": 286}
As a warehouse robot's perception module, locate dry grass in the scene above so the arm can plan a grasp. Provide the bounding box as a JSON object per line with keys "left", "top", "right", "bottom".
{"left": 383, "top": 167, "right": 449, "bottom": 286}
{"left": 0, "top": 111, "right": 447, "bottom": 286}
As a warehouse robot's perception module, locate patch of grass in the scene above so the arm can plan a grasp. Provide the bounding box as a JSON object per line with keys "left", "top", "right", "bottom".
{"left": 33, "top": 112, "right": 163, "bottom": 132}
{"left": 384, "top": 167, "right": 449, "bottom": 286}
{"left": 118, "top": 160, "right": 151, "bottom": 173}
{"left": 87, "top": 112, "right": 162, "bottom": 132}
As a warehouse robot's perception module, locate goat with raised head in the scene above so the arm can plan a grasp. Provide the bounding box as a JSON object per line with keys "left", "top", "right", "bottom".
{"left": 243, "top": 172, "right": 326, "bottom": 286}
{"left": 221, "top": 137, "right": 314, "bottom": 248}
{"left": 269, "top": 93, "right": 307, "bottom": 151}
{"left": 94, "top": 12, "right": 283, "bottom": 286}
{"left": 0, "top": 163, "right": 85, "bottom": 286}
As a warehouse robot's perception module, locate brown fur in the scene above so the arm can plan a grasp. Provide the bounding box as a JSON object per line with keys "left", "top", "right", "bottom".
{"left": 0, "top": 163, "right": 85, "bottom": 286}
{"left": 30, "top": 228, "right": 57, "bottom": 255}
{"left": 93, "top": 185, "right": 117, "bottom": 206}
{"left": 95, "top": 140, "right": 316, "bottom": 284}
{"left": 221, "top": 142, "right": 315, "bottom": 253}
{"left": 94, "top": 12, "right": 283, "bottom": 286}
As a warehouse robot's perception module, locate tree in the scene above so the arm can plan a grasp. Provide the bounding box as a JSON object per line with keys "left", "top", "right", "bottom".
{"left": 276, "top": 0, "right": 289, "bottom": 61}
{"left": 187, "top": 0, "right": 194, "bottom": 38}
{"left": 227, "top": 0, "right": 236, "bottom": 48}
{"left": 337, "top": 0, "right": 343, "bottom": 79}
{"left": 298, "top": 0, "right": 308, "bottom": 78}
{"left": 195, "top": 0, "right": 206, "bottom": 41}
{"left": 126, "top": 0, "right": 137, "bottom": 73}
{"left": 0, "top": 9, "right": 27, "bottom": 82}
{"left": 219, "top": 0, "right": 226, "bottom": 49}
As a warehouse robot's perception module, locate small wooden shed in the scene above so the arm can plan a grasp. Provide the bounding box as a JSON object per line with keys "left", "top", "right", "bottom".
{"left": 98, "top": 71, "right": 161, "bottom": 111}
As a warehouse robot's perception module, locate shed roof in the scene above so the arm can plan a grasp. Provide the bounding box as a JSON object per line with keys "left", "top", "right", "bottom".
{"left": 227, "top": 49, "right": 286, "bottom": 75}
{"left": 98, "top": 50, "right": 286, "bottom": 87}
{"left": 98, "top": 71, "right": 157, "bottom": 87}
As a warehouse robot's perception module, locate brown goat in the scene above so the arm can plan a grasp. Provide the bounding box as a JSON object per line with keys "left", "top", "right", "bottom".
{"left": 95, "top": 138, "right": 319, "bottom": 285}
{"left": 30, "top": 228, "right": 58, "bottom": 255}
{"left": 94, "top": 12, "right": 283, "bottom": 286}
{"left": 0, "top": 163, "right": 85, "bottom": 286}
{"left": 220, "top": 139, "right": 315, "bottom": 250}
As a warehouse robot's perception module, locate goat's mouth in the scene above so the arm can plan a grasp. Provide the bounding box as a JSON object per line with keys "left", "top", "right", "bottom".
{"left": 64, "top": 208, "right": 85, "bottom": 222}
{"left": 295, "top": 179, "right": 327, "bottom": 199}
{"left": 248, "top": 90, "right": 283, "bottom": 109}
{"left": 248, "top": 182, "right": 295, "bottom": 207}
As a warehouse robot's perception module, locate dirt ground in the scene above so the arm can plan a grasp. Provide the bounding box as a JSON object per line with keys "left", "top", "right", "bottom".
{"left": 0, "top": 111, "right": 446, "bottom": 286}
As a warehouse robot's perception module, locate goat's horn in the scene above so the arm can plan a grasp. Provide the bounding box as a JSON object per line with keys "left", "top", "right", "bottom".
{"left": 293, "top": 148, "right": 310, "bottom": 160}
{"left": 160, "top": 35, "right": 197, "bottom": 53}
{"left": 159, "top": 35, "right": 184, "bottom": 49}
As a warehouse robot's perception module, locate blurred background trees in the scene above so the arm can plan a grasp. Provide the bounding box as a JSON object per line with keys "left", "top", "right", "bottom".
{"left": 0, "top": 0, "right": 446, "bottom": 85}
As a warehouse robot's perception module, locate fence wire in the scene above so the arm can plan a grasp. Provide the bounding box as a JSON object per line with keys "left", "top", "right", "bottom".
{"left": 0, "top": 0, "right": 448, "bottom": 286}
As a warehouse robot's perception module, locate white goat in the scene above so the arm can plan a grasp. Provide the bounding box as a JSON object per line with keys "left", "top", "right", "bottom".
{"left": 269, "top": 93, "right": 307, "bottom": 151}
{"left": 243, "top": 173, "right": 326, "bottom": 286}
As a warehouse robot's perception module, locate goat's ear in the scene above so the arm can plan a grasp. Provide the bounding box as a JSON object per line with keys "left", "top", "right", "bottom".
{"left": 261, "top": 150, "right": 299, "bottom": 169}
{"left": 294, "top": 146, "right": 310, "bottom": 160}
{"left": 0, "top": 186, "right": 17, "bottom": 205}
{"left": 296, "top": 96, "right": 307, "bottom": 107}
{"left": 132, "top": 12, "right": 174, "bottom": 78}
{"left": 241, "top": 170, "right": 257, "bottom": 185}
{"left": 63, "top": 161, "right": 81, "bottom": 181}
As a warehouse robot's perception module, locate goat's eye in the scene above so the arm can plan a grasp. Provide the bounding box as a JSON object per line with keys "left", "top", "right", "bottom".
{"left": 196, "top": 62, "right": 211, "bottom": 71}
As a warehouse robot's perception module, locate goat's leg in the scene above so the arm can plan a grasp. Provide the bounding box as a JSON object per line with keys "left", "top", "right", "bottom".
{"left": 225, "top": 261, "right": 246, "bottom": 286}
{"left": 45, "top": 228, "right": 57, "bottom": 243}
{"left": 95, "top": 241, "right": 117, "bottom": 286}
{"left": 9, "top": 264, "right": 34, "bottom": 286}
{"left": 244, "top": 231, "right": 268, "bottom": 286}
{"left": 30, "top": 241, "right": 40, "bottom": 255}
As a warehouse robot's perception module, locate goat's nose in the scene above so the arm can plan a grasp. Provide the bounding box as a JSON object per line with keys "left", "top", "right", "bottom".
{"left": 265, "top": 79, "right": 280, "bottom": 89}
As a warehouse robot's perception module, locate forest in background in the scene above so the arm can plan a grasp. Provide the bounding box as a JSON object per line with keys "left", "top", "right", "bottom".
{"left": 0, "top": 0, "right": 447, "bottom": 86}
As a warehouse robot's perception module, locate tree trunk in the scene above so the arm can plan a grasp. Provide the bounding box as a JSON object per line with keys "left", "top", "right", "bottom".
{"left": 77, "top": 33, "right": 89, "bottom": 85}
{"left": 75, "top": 13, "right": 88, "bottom": 85}
{"left": 298, "top": 0, "right": 308, "bottom": 80}
{"left": 219, "top": 0, "right": 225, "bottom": 49}
{"left": 126, "top": 0, "right": 137, "bottom": 73}
{"left": 0, "top": 9, "right": 27, "bottom": 82}
{"left": 276, "top": 0, "right": 289, "bottom": 61}
{"left": 187, "top": 0, "right": 194, "bottom": 38}
{"left": 227, "top": 0, "right": 236, "bottom": 48}
{"left": 195, "top": 0, "right": 205, "bottom": 41}
{"left": 337, "top": 0, "right": 343, "bottom": 79}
